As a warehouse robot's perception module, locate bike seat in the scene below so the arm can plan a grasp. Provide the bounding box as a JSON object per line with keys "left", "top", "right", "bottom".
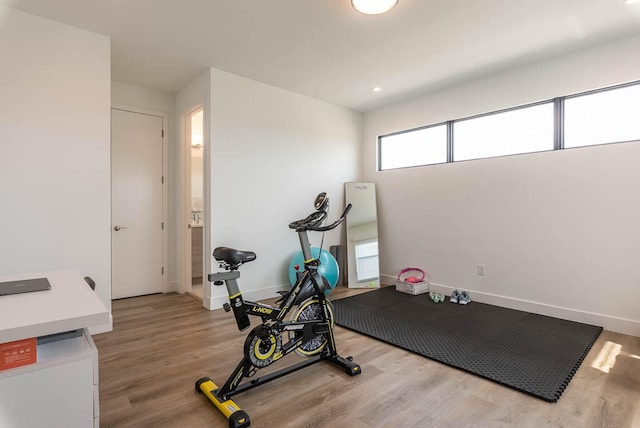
{"left": 213, "top": 247, "right": 257, "bottom": 265}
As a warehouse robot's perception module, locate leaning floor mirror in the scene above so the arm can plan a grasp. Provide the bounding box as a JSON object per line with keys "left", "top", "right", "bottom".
{"left": 345, "top": 182, "right": 380, "bottom": 288}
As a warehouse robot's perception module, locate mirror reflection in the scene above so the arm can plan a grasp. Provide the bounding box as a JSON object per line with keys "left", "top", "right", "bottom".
{"left": 345, "top": 182, "right": 380, "bottom": 288}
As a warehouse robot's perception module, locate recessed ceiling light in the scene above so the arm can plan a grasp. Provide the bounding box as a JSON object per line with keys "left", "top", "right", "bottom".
{"left": 624, "top": 0, "right": 640, "bottom": 4}
{"left": 372, "top": 86, "right": 382, "bottom": 92}
{"left": 352, "top": 0, "right": 399, "bottom": 15}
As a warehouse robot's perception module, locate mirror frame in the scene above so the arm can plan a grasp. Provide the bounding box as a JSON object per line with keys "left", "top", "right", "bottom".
{"left": 344, "top": 182, "right": 380, "bottom": 288}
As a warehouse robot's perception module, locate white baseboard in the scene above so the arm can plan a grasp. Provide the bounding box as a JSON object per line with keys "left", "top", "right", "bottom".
{"left": 166, "top": 280, "right": 179, "bottom": 293}
{"left": 202, "top": 283, "right": 288, "bottom": 311}
{"left": 380, "top": 275, "right": 395, "bottom": 285}
{"left": 380, "top": 275, "right": 639, "bottom": 337}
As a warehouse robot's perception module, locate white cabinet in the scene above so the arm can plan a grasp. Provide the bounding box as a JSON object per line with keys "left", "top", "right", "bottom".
{"left": 0, "top": 330, "right": 99, "bottom": 428}
{"left": 0, "top": 271, "right": 109, "bottom": 427}
{"left": 191, "top": 225, "right": 203, "bottom": 282}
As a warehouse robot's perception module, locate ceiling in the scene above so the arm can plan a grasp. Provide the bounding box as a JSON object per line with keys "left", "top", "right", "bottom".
{"left": 2, "top": 0, "right": 640, "bottom": 112}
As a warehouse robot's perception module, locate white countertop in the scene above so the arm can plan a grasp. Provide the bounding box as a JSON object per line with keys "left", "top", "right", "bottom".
{"left": 0, "top": 270, "right": 110, "bottom": 343}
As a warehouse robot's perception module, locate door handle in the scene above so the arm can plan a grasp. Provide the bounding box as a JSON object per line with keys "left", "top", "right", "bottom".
{"left": 113, "top": 225, "right": 128, "bottom": 231}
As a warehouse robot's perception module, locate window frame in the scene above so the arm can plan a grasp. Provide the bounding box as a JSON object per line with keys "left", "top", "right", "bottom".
{"left": 377, "top": 121, "right": 448, "bottom": 171}
{"left": 376, "top": 80, "right": 640, "bottom": 171}
{"left": 563, "top": 80, "right": 640, "bottom": 150}
{"left": 451, "top": 99, "right": 556, "bottom": 163}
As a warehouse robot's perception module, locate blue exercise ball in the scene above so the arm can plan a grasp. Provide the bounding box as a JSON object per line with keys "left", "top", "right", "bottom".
{"left": 288, "top": 247, "right": 339, "bottom": 290}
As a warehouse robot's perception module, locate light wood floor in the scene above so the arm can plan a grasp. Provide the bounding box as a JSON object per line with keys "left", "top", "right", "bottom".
{"left": 93, "top": 286, "right": 640, "bottom": 427}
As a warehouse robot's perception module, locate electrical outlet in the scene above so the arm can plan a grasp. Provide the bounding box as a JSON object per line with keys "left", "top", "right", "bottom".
{"left": 477, "top": 264, "right": 485, "bottom": 275}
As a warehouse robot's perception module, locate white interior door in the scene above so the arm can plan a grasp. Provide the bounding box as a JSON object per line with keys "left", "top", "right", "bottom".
{"left": 111, "top": 108, "right": 164, "bottom": 299}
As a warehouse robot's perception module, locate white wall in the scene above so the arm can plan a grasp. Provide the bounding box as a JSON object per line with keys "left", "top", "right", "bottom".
{"left": 111, "top": 81, "right": 178, "bottom": 290}
{"left": 112, "top": 81, "right": 176, "bottom": 115}
{"left": 363, "top": 34, "right": 640, "bottom": 336}
{"left": 194, "top": 69, "right": 361, "bottom": 308}
{"left": 0, "top": 7, "right": 112, "bottom": 318}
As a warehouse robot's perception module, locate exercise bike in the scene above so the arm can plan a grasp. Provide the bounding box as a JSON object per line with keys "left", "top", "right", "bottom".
{"left": 195, "top": 192, "right": 361, "bottom": 428}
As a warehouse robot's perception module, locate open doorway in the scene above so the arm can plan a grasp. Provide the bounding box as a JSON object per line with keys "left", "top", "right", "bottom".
{"left": 188, "top": 108, "right": 204, "bottom": 298}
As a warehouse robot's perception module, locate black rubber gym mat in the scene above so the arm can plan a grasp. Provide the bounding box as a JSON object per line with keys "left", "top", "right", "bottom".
{"left": 332, "top": 287, "right": 602, "bottom": 402}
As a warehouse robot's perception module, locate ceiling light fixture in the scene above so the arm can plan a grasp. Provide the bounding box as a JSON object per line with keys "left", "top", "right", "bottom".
{"left": 372, "top": 86, "right": 382, "bottom": 92}
{"left": 624, "top": 0, "right": 640, "bottom": 4}
{"left": 352, "top": 0, "right": 399, "bottom": 15}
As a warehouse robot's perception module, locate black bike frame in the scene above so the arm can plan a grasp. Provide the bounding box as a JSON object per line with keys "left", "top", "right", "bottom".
{"left": 208, "top": 228, "right": 330, "bottom": 329}
{"left": 206, "top": 202, "right": 356, "bottom": 401}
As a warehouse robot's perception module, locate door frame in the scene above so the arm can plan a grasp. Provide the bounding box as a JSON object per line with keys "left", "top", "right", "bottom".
{"left": 111, "top": 104, "right": 169, "bottom": 295}
{"left": 179, "top": 104, "right": 207, "bottom": 296}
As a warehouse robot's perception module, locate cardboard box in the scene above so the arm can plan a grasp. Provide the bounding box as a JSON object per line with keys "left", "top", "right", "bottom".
{"left": 396, "top": 280, "right": 429, "bottom": 295}
{"left": 0, "top": 337, "right": 37, "bottom": 371}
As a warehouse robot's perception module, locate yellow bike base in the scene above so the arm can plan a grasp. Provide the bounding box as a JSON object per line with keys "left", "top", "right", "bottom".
{"left": 195, "top": 377, "right": 250, "bottom": 428}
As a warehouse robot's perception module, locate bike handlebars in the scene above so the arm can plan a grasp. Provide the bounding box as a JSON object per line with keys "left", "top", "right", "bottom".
{"left": 310, "top": 203, "right": 351, "bottom": 231}
{"left": 288, "top": 203, "right": 352, "bottom": 232}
